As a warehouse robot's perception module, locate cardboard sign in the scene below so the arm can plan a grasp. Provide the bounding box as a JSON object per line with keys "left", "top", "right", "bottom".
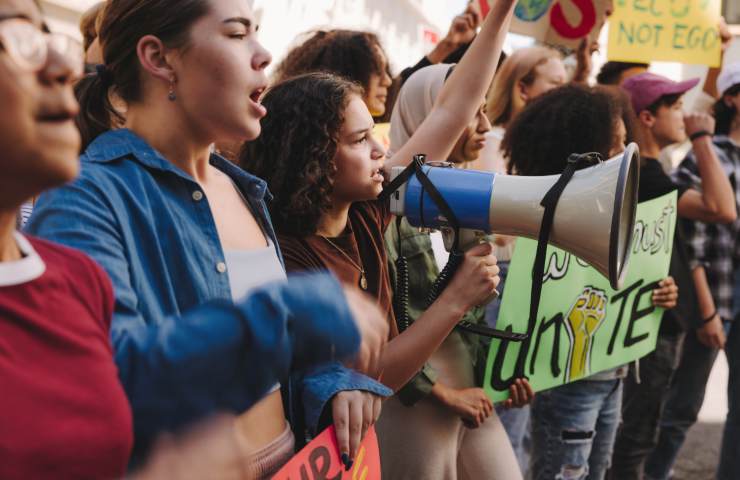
{"left": 483, "top": 192, "right": 677, "bottom": 402}
{"left": 607, "top": 0, "right": 722, "bottom": 67}
{"left": 480, "top": 0, "right": 608, "bottom": 48}
{"left": 272, "top": 426, "right": 381, "bottom": 480}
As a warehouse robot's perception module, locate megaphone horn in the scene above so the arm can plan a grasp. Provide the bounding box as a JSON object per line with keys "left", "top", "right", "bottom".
{"left": 389, "top": 143, "right": 641, "bottom": 290}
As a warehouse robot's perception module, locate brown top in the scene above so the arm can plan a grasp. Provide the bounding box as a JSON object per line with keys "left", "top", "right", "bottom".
{"left": 278, "top": 200, "right": 399, "bottom": 338}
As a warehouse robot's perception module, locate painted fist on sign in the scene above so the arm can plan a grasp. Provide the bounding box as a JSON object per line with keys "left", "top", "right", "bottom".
{"left": 565, "top": 287, "right": 608, "bottom": 381}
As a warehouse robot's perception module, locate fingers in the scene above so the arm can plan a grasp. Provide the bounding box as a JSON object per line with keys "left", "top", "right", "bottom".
{"left": 509, "top": 382, "right": 520, "bottom": 407}
{"left": 522, "top": 379, "right": 535, "bottom": 404}
{"left": 467, "top": 241, "right": 494, "bottom": 257}
{"left": 347, "top": 396, "right": 363, "bottom": 465}
{"left": 361, "top": 394, "right": 373, "bottom": 441}
{"left": 332, "top": 394, "right": 350, "bottom": 466}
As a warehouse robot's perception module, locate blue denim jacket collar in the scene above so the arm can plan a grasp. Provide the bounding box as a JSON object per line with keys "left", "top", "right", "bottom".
{"left": 84, "top": 128, "right": 272, "bottom": 203}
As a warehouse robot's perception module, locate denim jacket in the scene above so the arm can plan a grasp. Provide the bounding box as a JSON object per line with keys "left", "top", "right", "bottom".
{"left": 26, "top": 129, "right": 390, "bottom": 458}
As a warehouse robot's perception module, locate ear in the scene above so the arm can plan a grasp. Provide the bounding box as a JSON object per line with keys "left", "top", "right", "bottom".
{"left": 136, "top": 34, "right": 176, "bottom": 85}
{"left": 638, "top": 109, "right": 655, "bottom": 128}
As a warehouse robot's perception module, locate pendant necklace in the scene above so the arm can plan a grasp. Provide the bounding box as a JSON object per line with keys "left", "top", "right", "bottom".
{"left": 320, "top": 235, "right": 368, "bottom": 290}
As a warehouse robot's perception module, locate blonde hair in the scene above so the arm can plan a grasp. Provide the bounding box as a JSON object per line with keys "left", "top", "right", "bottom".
{"left": 79, "top": 2, "right": 106, "bottom": 51}
{"left": 486, "top": 46, "right": 562, "bottom": 127}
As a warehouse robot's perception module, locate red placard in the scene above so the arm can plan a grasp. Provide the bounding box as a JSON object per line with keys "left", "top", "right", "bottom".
{"left": 272, "top": 426, "right": 381, "bottom": 480}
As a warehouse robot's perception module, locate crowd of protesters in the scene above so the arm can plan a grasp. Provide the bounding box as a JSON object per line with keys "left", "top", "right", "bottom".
{"left": 1, "top": 0, "right": 739, "bottom": 478}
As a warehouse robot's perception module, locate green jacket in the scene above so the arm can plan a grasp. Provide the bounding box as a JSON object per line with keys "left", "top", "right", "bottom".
{"left": 385, "top": 217, "right": 490, "bottom": 406}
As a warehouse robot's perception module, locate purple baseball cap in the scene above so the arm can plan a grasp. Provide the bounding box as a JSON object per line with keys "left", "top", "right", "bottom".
{"left": 622, "top": 72, "right": 700, "bottom": 114}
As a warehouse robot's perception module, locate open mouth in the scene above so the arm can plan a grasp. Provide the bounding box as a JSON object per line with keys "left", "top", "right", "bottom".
{"left": 371, "top": 166, "right": 384, "bottom": 182}
{"left": 249, "top": 86, "right": 265, "bottom": 104}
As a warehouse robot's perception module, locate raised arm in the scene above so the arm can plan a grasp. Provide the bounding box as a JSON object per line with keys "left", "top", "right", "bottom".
{"left": 677, "top": 114, "right": 737, "bottom": 223}
{"left": 385, "top": 0, "right": 517, "bottom": 171}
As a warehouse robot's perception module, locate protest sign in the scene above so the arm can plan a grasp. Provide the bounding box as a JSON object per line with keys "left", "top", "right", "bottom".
{"left": 607, "top": 0, "right": 722, "bottom": 67}
{"left": 272, "top": 426, "right": 381, "bottom": 480}
{"left": 483, "top": 192, "right": 677, "bottom": 402}
{"left": 479, "top": 0, "right": 608, "bottom": 48}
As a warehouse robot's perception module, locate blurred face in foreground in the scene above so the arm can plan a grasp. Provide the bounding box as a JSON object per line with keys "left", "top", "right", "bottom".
{"left": 0, "top": 0, "right": 82, "bottom": 208}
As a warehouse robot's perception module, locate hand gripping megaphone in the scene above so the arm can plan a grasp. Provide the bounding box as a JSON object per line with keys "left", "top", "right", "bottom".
{"left": 385, "top": 144, "right": 640, "bottom": 326}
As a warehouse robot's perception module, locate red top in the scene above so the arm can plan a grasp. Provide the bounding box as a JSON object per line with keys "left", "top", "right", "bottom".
{"left": 0, "top": 235, "right": 132, "bottom": 479}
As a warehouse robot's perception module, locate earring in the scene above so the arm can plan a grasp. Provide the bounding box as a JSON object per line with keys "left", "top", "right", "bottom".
{"left": 168, "top": 77, "right": 177, "bottom": 102}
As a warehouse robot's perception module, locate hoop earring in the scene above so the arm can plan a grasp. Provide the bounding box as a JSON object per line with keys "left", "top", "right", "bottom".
{"left": 168, "top": 78, "right": 177, "bottom": 102}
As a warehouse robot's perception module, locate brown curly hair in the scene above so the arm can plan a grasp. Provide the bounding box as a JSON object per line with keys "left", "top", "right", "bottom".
{"left": 239, "top": 72, "right": 362, "bottom": 236}
{"left": 273, "top": 30, "right": 386, "bottom": 91}
{"left": 503, "top": 84, "right": 628, "bottom": 176}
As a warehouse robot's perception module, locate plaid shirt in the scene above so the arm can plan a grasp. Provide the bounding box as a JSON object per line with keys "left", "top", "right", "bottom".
{"left": 672, "top": 135, "right": 740, "bottom": 321}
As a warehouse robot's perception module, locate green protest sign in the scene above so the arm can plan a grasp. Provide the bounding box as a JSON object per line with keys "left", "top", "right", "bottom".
{"left": 483, "top": 192, "right": 677, "bottom": 402}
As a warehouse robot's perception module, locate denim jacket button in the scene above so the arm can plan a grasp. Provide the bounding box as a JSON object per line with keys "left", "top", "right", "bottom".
{"left": 192, "top": 190, "right": 203, "bottom": 201}
{"left": 216, "top": 262, "right": 227, "bottom": 273}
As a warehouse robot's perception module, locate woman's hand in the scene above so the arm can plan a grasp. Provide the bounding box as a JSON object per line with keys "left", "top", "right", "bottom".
{"left": 501, "top": 378, "right": 534, "bottom": 410}
{"left": 652, "top": 276, "right": 678, "bottom": 309}
{"left": 331, "top": 390, "right": 383, "bottom": 470}
{"left": 343, "top": 287, "right": 389, "bottom": 378}
{"left": 444, "top": 242, "right": 500, "bottom": 312}
{"left": 434, "top": 384, "right": 493, "bottom": 428}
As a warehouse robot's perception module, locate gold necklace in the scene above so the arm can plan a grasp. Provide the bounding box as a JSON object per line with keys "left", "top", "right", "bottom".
{"left": 320, "top": 235, "right": 368, "bottom": 290}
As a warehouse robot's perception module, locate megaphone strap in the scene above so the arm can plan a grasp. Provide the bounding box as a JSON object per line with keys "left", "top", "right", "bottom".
{"left": 526, "top": 153, "right": 603, "bottom": 347}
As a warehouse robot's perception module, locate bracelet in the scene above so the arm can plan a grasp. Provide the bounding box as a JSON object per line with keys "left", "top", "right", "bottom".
{"left": 690, "top": 130, "right": 712, "bottom": 141}
{"left": 703, "top": 310, "right": 718, "bottom": 323}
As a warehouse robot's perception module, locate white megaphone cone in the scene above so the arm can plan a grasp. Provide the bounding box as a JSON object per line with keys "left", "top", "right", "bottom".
{"left": 389, "top": 143, "right": 640, "bottom": 290}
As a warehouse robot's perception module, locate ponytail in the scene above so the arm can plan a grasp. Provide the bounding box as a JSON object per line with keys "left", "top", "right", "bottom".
{"left": 74, "top": 71, "right": 123, "bottom": 151}
{"left": 73, "top": 0, "right": 210, "bottom": 150}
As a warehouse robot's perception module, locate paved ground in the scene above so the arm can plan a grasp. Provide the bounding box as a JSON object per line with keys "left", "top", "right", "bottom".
{"left": 672, "top": 353, "right": 728, "bottom": 480}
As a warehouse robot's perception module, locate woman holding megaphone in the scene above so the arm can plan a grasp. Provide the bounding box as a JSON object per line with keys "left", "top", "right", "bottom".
{"left": 241, "top": 0, "right": 519, "bottom": 474}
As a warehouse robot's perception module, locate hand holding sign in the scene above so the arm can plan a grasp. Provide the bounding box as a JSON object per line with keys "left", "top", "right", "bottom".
{"left": 272, "top": 426, "right": 381, "bottom": 480}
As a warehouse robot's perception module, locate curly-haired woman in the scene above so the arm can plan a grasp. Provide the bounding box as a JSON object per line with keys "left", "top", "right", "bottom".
{"left": 241, "top": 0, "right": 518, "bottom": 477}
{"left": 503, "top": 84, "right": 681, "bottom": 480}
{"left": 274, "top": 29, "right": 393, "bottom": 118}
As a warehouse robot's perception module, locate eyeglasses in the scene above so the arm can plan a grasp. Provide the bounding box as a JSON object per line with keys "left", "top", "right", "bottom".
{"left": 0, "top": 19, "right": 83, "bottom": 77}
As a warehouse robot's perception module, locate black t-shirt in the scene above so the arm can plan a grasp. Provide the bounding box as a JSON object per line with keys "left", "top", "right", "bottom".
{"left": 639, "top": 157, "right": 689, "bottom": 202}
{"left": 638, "top": 158, "right": 697, "bottom": 335}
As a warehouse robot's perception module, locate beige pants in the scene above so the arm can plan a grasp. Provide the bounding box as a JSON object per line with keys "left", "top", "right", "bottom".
{"left": 377, "top": 334, "right": 523, "bottom": 480}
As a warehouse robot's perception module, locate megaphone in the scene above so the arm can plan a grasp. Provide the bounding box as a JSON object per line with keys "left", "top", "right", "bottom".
{"left": 389, "top": 143, "right": 640, "bottom": 290}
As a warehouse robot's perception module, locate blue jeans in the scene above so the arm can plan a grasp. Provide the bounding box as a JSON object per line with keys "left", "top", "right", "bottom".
{"left": 495, "top": 404, "right": 531, "bottom": 475}
{"left": 531, "top": 378, "right": 623, "bottom": 480}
